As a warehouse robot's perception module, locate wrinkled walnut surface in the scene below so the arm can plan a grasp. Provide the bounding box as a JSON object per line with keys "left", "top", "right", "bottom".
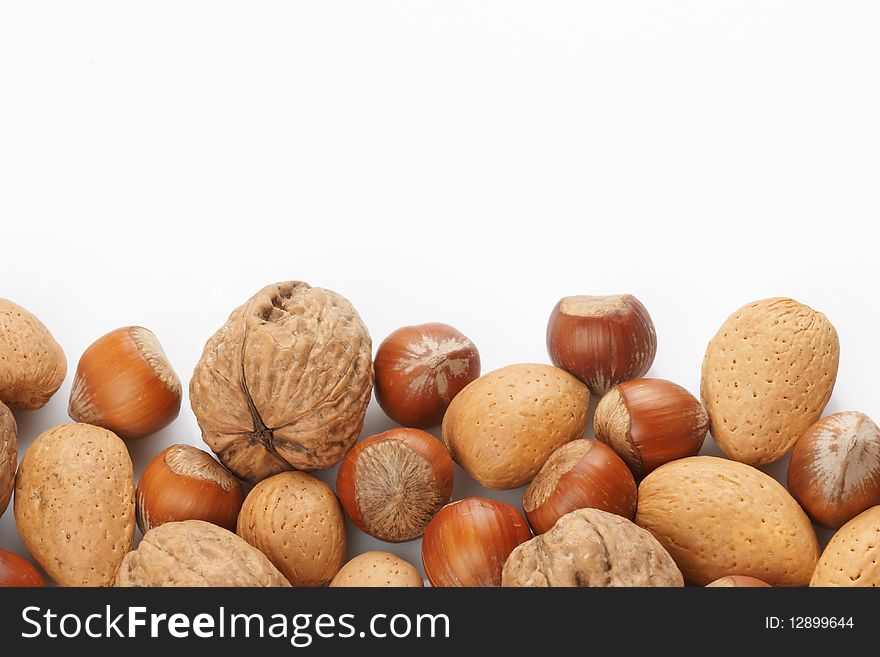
{"left": 0, "top": 401, "right": 15, "bottom": 517}
{"left": 115, "top": 520, "right": 290, "bottom": 587}
{"left": 502, "top": 508, "right": 683, "bottom": 587}
{"left": 190, "top": 282, "right": 373, "bottom": 483}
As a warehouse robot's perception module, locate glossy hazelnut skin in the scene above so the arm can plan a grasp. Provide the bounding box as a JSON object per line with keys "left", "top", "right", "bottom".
{"left": 787, "top": 412, "right": 880, "bottom": 529}
{"left": 421, "top": 498, "right": 532, "bottom": 587}
{"left": 593, "top": 378, "right": 709, "bottom": 478}
{"left": 336, "top": 428, "right": 454, "bottom": 542}
{"left": 136, "top": 444, "right": 245, "bottom": 533}
{"left": 0, "top": 548, "right": 45, "bottom": 587}
{"left": 69, "top": 327, "right": 181, "bottom": 440}
{"left": 374, "top": 323, "right": 480, "bottom": 428}
{"left": 706, "top": 575, "right": 771, "bottom": 587}
{"left": 547, "top": 295, "right": 656, "bottom": 395}
{"left": 523, "top": 439, "right": 637, "bottom": 534}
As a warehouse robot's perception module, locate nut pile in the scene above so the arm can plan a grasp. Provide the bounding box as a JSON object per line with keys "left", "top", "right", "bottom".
{"left": 1, "top": 286, "right": 878, "bottom": 588}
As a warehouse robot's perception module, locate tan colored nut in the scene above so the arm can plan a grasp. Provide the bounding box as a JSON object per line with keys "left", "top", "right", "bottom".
{"left": 706, "top": 575, "right": 771, "bottom": 587}
{"left": 0, "top": 299, "right": 66, "bottom": 409}
{"left": 237, "top": 471, "right": 346, "bottom": 586}
{"left": 701, "top": 298, "right": 839, "bottom": 465}
{"left": 190, "top": 282, "right": 373, "bottom": 483}
{"left": 636, "top": 456, "right": 819, "bottom": 586}
{"left": 502, "top": 508, "right": 683, "bottom": 587}
{"left": 441, "top": 363, "right": 590, "bottom": 489}
{"left": 330, "top": 551, "right": 423, "bottom": 587}
{"left": 115, "top": 519, "right": 289, "bottom": 587}
{"left": 15, "top": 423, "right": 135, "bottom": 586}
{"left": 0, "top": 401, "right": 16, "bottom": 517}
{"left": 810, "top": 506, "right": 880, "bottom": 587}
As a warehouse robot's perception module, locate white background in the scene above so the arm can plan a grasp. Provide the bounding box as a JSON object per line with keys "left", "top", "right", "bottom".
{"left": 1, "top": 1, "right": 878, "bottom": 582}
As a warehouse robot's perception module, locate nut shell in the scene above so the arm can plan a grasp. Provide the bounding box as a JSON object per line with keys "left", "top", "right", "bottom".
{"left": 15, "top": 423, "right": 135, "bottom": 586}
{"left": 810, "top": 506, "right": 880, "bottom": 587}
{"left": 636, "top": 456, "right": 819, "bottom": 586}
{"left": 523, "top": 439, "right": 637, "bottom": 534}
{"left": 237, "top": 471, "right": 346, "bottom": 586}
{"left": 374, "top": 323, "right": 480, "bottom": 428}
{"left": 336, "top": 428, "right": 453, "bottom": 542}
{"left": 190, "top": 282, "right": 373, "bottom": 483}
{"left": 69, "top": 326, "right": 182, "bottom": 440}
{"left": 115, "top": 520, "right": 289, "bottom": 587}
{"left": 701, "top": 297, "right": 839, "bottom": 465}
{"left": 0, "top": 299, "right": 66, "bottom": 409}
{"left": 706, "top": 575, "right": 771, "bottom": 587}
{"left": 593, "top": 378, "right": 708, "bottom": 477}
{"left": 0, "top": 548, "right": 45, "bottom": 587}
{"left": 441, "top": 364, "right": 590, "bottom": 489}
{"left": 330, "top": 551, "right": 423, "bottom": 587}
{"left": 502, "top": 508, "right": 683, "bottom": 587}
{"left": 787, "top": 412, "right": 880, "bottom": 529}
{"left": 546, "top": 294, "right": 656, "bottom": 395}
{"left": 0, "top": 401, "right": 15, "bottom": 518}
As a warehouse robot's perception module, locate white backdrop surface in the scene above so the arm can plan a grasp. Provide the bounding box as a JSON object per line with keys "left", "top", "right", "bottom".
{"left": 2, "top": 1, "right": 879, "bottom": 580}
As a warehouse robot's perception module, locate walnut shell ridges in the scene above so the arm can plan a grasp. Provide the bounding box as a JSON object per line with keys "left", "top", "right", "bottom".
{"left": 115, "top": 520, "right": 290, "bottom": 587}
{"left": 0, "top": 401, "right": 16, "bottom": 517}
{"left": 190, "top": 282, "right": 373, "bottom": 483}
{"left": 502, "top": 508, "right": 683, "bottom": 587}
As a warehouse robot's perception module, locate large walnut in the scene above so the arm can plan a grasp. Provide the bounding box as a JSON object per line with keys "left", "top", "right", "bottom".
{"left": 0, "top": 401, "right": 15, "bottom": 518}
{"left": 115, "top": 520, "right": 290, "bottom": 587}
{"left": 190, "top": 282, "right": 373, "bottom": 483}
{"left": 502, "top": 508, "right": 683, "bottom": 587}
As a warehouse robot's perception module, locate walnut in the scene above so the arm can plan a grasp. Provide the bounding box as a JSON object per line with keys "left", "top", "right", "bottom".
{"left": 502, "top": 508, "right": 683, "bottom": 587}
{"left": 0, "top": 401, "right": 15, "bottom": 518}
{"left": 114, "top": 520, "right": 290, "bottom": 587}
{"left": 190, "top": 282, "right": 373, "bottom": 483}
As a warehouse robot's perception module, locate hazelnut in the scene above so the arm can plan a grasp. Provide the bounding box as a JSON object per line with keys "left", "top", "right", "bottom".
{"left": 0, "top": 401, "right": 15, "bottom": 518}
{"left": 0, "top": 548, "right": 45, "bottom": 587}
{"left": 330, "top": 551, "right": 423, "bottom": 587}
{"left": 593, "top": 378, "right": 708, "bottom": 477}
{"left": 136, "top": 444, "right": 245, "bottom": 533}
{"left": 69, "top": 326, "right": 181, "bottom": 440}
{"left": 546, "top": 294, "right": 656, "bottom": 395}
{"left": 421, "top": 497, "right": 532, "bottom": 587}
{"left": 523, "top": 439, "right": 637, "bottom": 534}
{"left": 237, "top": 471, "right": 346, "bottom": 587}
{"left": 374, "top": 323, "right": 480, "bottom": 428}
{"left": 787, "top": 412, "right": 880, "bottom": 529}
{"left": 706, "top": 575, "right": 771, "bottom": 587}
{"left": 336, "top": 428, "right": 453, "bottom": 542}
{"left": 0, "top": 298, "right": 66, "bottom": 409}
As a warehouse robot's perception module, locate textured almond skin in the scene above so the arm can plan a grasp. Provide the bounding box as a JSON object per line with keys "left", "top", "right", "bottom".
{"left": 0, "top": 402, "right": 15, "bottom": 518}
{"left": 0, "top": 299, "right": 67, "bottom": 409}
{"left": 115, "top": 520, "right": 289, "bottom": 587}
{"left": 237, "top": 471, "right": 346, "bottom": 586}
{"left": 190, "top": 282, "right": 373, "bottom": 483}
{"left": 330, "top": 551, "right": 423, "bottom": 587}
{"left": 502, "top": 508, "right": 683, "bottom": 587}
{"left": 15, "top": 423, "right": 135, "bottom": 586}
{"left": 701, "top": 298, "right": 839, "bottom": 465}
{"left": 636, "top": 456, "right": 819, "bottom": 586}
{"left": 441, "top": 364, "right": 590, "bottom": 489}
{"left": 810, "top": 506, "right": 880, "bottom": 587}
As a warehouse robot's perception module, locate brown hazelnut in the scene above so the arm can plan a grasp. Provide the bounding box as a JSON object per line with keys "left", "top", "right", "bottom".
{"left": 546, "top": 294, "right": 656, "bottom": 395}
{"left": 788, "top": 412, "right": 880, "bottom": 529}
{"left": 523, "top": 439, "right": 637, "bottom": 534}
{"left": 421, "top": 497, "right": 532, "bottom": 587}
{"left": 706, "top": 575, "right": 771, "bottom": 587}
{"left": 593, "top": 378, "right": 708, "bottom": 477}
{"left": 330, "top": 552, "right": 423, "bottom": 587}
{"left": 336, "top": 428, "right": 453, "bottom": 542}
{"left": 137, "top": 444, "right": 245, "bottom": 533}
{"left": 0, "top": 548, "right": 45, "bottom": 587}
{"left": 374, "top": 323, "right": 480, "bottom": 428}
{"left": 69, "top": 327, "right": 181, "bottom": 440}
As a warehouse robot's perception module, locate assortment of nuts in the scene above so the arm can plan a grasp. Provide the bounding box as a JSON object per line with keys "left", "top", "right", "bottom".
{"left": 0, "top": 285, "right": 878, "bottom": 588}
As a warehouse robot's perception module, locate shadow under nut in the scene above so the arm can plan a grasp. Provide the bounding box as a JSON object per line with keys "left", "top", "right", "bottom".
{"left": 636, "top": 456, "right": 819, "bottom": 586}
{"left": 189, "top": 281, "right": 373, "bottom": 483}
